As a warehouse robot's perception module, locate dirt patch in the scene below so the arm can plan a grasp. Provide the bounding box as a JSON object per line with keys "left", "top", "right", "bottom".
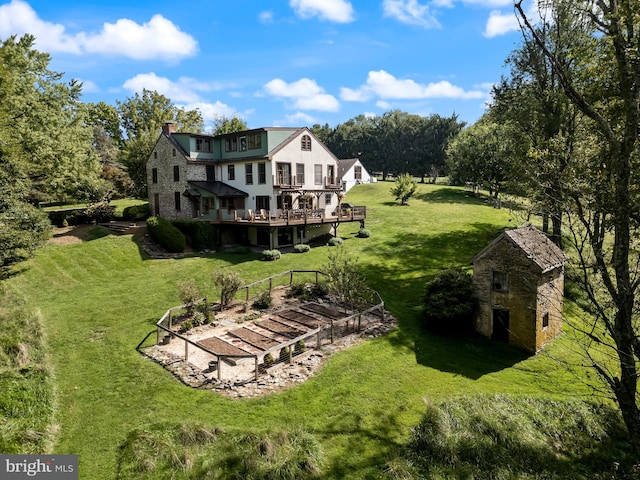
{"left": 48, "top": 224, "right": 101, "bottom": 245}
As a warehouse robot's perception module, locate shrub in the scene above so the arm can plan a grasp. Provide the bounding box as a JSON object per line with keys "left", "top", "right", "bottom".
{"left": 263, "top": 352, "right": 274, "bottom": 366}
{"left": 295, "top": 339, "right": 306, "bottom": 354}
{"left": 122, "top": 204, "right": 149, "bottom": 221}
{"left": 85, "top": 201, "right": 115, "bottom": 223}
{"left": 422, "top": 267, "right": 477, "bottom": 336}
{"left": 47, "top": 207, "right": 89, "bottom": 227}
{"left": 279, "top": 346, "right": 291, "bottom": 362}
{"left": 327, "top": 236, "right": 343, "bottom": 246}
{"left": 357, "top": 228, "right": 371, "bottom": 238}
{"left": 294, "top": 244, "right": 310, "bottom": 253}
{"left": 261, "top": 249, "right": 281, "bottom": 261}
{"left": 191, "top": 311, "right": 206, "bottom": 327}
{"left": 212, "top": 270, "right": 243, "bottom": 309}
{"left": 177, "top": 279, "right": 200, "bottom": 316}
{"left": 252, "top": 291, "right": 273, "bottom": 310}
{"left": 179, "top": 320, "right": 194, "bottom": 333}
{"left": 147, "top": 216, "right": 186, "bottom": 253}
{"left": 310, "top": 282, "right": 329, "bottom": 299}
{"left": 173, "top": 219, "right": 217, "bottom": 250}
{"left": 288, "top": 282, "right": 308, "bottom": 298}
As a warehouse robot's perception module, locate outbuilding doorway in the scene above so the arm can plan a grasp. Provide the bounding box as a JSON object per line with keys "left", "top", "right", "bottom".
{"left": 492, "top": 309, "right": 510, "bottom": 343}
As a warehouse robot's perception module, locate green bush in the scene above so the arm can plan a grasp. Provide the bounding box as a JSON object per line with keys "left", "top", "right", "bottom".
{"left": 177, "top": 279, "right": 200, "bottom": 316}
{"left": 295, "top": 339, "right": 306, "bottom": 354}
{"left": 179, "top": 320, "right": 194, "bottom": 333}
{"left": 252, "top": 291, "right": 273, "bottom": 310}
{"left": 212, "top": 270, "right": 243, "bottom": 309}
{"left": 173, "top": 219, "right": 217, "bottom": 251}
{"left": 85, "top": 201, "right": 115, "bottom": 223}
{"left": 357, "top": 228, "right": 371, "bottom": 238}
{"left": 147, "top": 216, "right": 186, "bottom": 253}
{"left": 279, "top": 346, "right": 291, "bottom": 362}
{"left": 422, "top": 267, "right": 477, "bottom": 336}
{"left": 122, "top": 204, "right": 149, "bottom": 221}
{"left": 294, "top": 243, "right": 311, "bottom": 253}
{"left": 261, "top": 249, "right": 281, "bottom": 261}
{"left": 263, "top": 352, "right": 274, "bottom": 366}
{"left": 327, "top": 236, "right": 343, "bottom": 246}
{"left": 310, "top": 282, "right": 329, "bottom": 299}
{"left": 191, "top": 311, "right": 207, "bottom": 327}
{"left": 288, "top": 282, "right": 308, "bottom": 298}
{"left": 47, "top": 207, "right": 89, "bottom": 227}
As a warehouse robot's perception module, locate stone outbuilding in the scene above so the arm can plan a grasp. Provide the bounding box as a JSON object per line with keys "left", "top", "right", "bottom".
{"left": 470, "top": 225, "right": 568, "bottom": 353}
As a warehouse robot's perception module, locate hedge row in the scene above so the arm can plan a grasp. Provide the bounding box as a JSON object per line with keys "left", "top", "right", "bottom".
{"left": 46, "top": 201, "right": 115, "bottom": 227}
{"left": 147, "top": 216, "right": 186, "bottom": 253}
{"left": 172, "top": 219, "right": 217, "bottom": 251}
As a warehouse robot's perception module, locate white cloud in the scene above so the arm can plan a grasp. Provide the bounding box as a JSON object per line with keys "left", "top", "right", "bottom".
{"left": 289, "top": 0, "right": 355, "bottom": 23}
{"left": 259, "top": 10, "right": 274, "bottom": 24}
{"left": 0, "top": 0, "right": 196, "bottom": 61}
{"left": 79, "top": 14, "right": 197, "bottom": 61}
{"left": 342, "top": 70, "right": 486, "bottom": 102}
{"left": 0, "top": 0, "right": 81, "bottom": 53}
{"left": 339, "top": 86, "right": 370, "bottom": 102}
{"left": 382, "top": 0, "right": 440, "bottom": 29}
{"left": 264, "top": 78, "right": 340, "bottom": 112}
{"left": 483, "top": 9, "right": 519, "bottom": 37}
{"left": 463, "top": 0, "right": 513, "bottom": 6}
{"left": 284, "top": 112, "right": 318, "bottom": 125}
{"left": 184, "top": 101, "right": 238, "bottom": 124}
{"left": 121, "top": 73, "right": 237, "bottom": 125}
{"left": 122, "top": 73, "right": 223, "bottom": 104}
{"left": 376, "top": 100, "right": 392, "bottom": 109}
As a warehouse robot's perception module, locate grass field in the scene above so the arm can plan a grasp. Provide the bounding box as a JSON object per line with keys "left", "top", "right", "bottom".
{"left": 4, "top": 183, "right": 604, "bottom": 478}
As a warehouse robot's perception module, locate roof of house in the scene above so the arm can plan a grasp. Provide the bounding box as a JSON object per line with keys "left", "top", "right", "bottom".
{"left": 470, "top": 225, "right": 568, "bottom": 273}
{"left": 188, "top": 181, "right": 248, "bottom": 197}
{"left": 337, "top": 158, "right": 359, "bottom": 178}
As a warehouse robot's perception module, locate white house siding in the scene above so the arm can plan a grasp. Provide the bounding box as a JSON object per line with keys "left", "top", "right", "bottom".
{"left": 340, "top": 159, "right": 373, "bottom": 193}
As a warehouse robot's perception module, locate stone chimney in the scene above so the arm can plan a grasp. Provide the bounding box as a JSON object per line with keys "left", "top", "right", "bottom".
{"left": 162, "top": 122, "right": 176, "bottom": 135}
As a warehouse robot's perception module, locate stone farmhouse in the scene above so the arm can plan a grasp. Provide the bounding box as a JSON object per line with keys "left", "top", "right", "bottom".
{"left": 146, "top": 123, "right": 366, "bottom": 249}
{"left": 470, "top": 225, "right": 568, "bottom": 353}
{"left": 337, "top": 158, "right": 374, "bottom": 193}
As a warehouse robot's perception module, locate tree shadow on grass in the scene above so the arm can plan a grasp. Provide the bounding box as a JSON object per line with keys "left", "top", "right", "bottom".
{"left": 358, "top": 223, "right": 528, "bottom": 379}
{"left": 414, "top": 186, "right": 487, "bottom": 205}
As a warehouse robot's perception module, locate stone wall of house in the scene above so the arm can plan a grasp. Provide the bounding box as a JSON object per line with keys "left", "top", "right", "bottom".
{"left": 534, "top": 267, "right": 564, "bottom": 351}
{"left": 473, "top": 237, "right": 543, "bottom": 352}
{"left": 147, "top": 135, "right": 191, "bottom": 220}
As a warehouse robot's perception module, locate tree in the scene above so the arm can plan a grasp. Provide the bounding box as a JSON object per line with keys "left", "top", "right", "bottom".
{"left": 117, "top": 89, "right": 203, "bottom": 197}
{"left": 86, "top": 102, "right": 132, "bottom": 198}
{"left": 390, "top": 173, "right": 418, "bottom": 205}
{"left": 211, "top": 116, "right": 247, "bottom": 135}
{"left": 415, "top": 114, "right": 465, "bottom": 184}
{"left": 489, "top": 5, "right": 585, "bottom": 247}
{"left": 515, "top": 0, "right": 640, "bottom": 453}
{"left": 0, "top": 35, "right": 103, "bottom": 204}
{"left": 322, "top": 247, "right": 373, "bottom": 311}
{"left": 211, "top": 270, "right": 243, "bottom": 310}
{"left": 446, "top": 118, "right": 518, "bottom": 201}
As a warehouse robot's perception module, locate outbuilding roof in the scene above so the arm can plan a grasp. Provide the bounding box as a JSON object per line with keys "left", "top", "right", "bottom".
{"left": 470, "top": 225, "right": 568, "bottom": 273}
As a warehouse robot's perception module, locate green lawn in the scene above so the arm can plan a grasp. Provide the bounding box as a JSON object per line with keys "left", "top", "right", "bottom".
{"left": 5, "top": 183, "right": 597, "bottom": 478}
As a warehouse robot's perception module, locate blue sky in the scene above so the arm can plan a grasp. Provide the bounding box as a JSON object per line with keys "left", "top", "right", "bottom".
{"left": 0, "top": 0, "right": 535, "bottom": 131}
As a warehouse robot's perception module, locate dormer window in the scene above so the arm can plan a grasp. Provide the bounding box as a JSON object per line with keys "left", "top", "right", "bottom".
{"left": 196, "top": 138, "right": 211, "bottom": 152}
{"left": 301, "top": 135, "right": 311, "bottom": 151}
{"left": 225, "top": 137, "right": 238, "bottom": 152}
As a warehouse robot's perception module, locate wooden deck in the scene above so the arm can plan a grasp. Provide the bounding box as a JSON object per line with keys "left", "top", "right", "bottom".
{"left": 205, "top": 206, "right": 366, "bottom": 226}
